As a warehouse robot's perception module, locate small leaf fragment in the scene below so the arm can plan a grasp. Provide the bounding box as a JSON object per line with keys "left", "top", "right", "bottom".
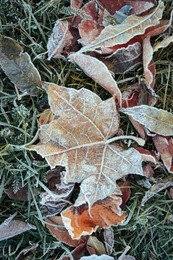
{"left": 153, "top": 35, "right": 173, "bottom": 52}
{"left": 120, "top": 105, "right": 173, "bottom": 136}
{"left": 153, "top": 135, "right": 173, "bottom": 173}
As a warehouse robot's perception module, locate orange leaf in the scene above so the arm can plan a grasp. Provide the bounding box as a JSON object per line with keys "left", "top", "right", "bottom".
{"left": 46, "top": 216, "right": 88, "bottom": 246}
{"left": 61, "top": 195, "right": 126, "bottom": 239}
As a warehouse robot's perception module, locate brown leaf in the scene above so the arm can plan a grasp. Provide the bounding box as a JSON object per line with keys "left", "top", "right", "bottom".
{"left": 153, "top": 135, "right": 173, "bottom": 173}
{"left": 47, "top": 20, "right": 73, "bottom": 60}
{"left": 28, "top": 83, "right": 144, "bottom": 209}
{"left": 5, "top": 184, "right": 31, "bottom": 201}
{"left": 0, "top": 35, "right": 41, "bottom": 94}
{"left": 80, "top": 1, "right": 164, "bottom": 52}
{"left": 38, "top": 109, "right": 54, "bottom": 126}
{"left": 99, "top": 42, "right": 142, "bottom": 74}
{"left": 0, "top": 213, "right": 36, "bottom": 241}
{"left": 120, "top": 105, "right": 173, "bottom": 136}
{"left": 61, "top": 195, "right": 127, "bottom": 239}
{"left": 87, "top": 236, "right": 106, "bottom": 255}
{"left": 40, "top": 168, "right": 74, "bottom": 217}
{"left": 69, "top": 53, "right": 122, "bottom": 103}
{"left": 61, "top": 242, "right": 87, "bottom": 260}
{"left": 103, "top": 227, "right": 114, "bottom": 255}
{"left": 46, "top": 216, "right": 88, "bottom": 246}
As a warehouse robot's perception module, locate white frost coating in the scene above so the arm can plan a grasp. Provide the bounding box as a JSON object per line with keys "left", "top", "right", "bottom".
{"left": 121, "top": 105, "right": 173, "bottom": 136}
{"left": 69, "top": 53, "right": 122, "bottom": 103}
{"left": 81, "top": 255, "right": 114, "bottom": 260}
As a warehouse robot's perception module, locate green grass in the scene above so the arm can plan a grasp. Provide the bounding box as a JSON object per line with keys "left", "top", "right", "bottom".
{"left": 0, "top": 0, "right": 173, "bottom": 259}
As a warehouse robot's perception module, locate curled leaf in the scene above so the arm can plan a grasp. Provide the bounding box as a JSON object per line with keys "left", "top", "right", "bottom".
{"left": 153, "top": 135, "right": 173, "bottom": 173}
{"left": 0, "top": 35, "right": 41, "bottom": 94}
{"left": 120, "top": 105, "right": 173, "bottom": 136}
{"left": 61, "top": 195, "right": 126, "bottom": 239}
{"left": 47, "top": 20, "right": 73, "bottom": 60}
{"left": 69, "top": 52, "right": 122, "bottom": 103}
{"left": 153, "top": 35, "right": 173, "bottom": 52}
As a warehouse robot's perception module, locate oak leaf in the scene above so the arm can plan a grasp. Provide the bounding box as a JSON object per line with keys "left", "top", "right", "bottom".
{"left": 28, "top": 83, "right": 144, "bottom": 210}
{"left": 121, "top": 105, "right": 173, "bottom": 136}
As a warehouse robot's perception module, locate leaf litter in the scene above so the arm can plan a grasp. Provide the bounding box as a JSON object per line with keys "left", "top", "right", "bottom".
{"left": 0, "top": 0, "right": 173, "bottom": 258}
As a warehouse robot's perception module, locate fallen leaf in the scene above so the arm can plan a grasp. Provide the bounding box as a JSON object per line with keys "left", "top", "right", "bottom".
{"left": 0, "top": 213, "right": 36, "bottom": 241}
{"left": 87, "top": 236, "right": 106, "bottom": 255}
{"left": 118, "top": 181, "right": 131, "bottom": 208}
{"left": 103, "top": 227, "right": 114, "bottom": 255}
{"left": 141, "top": 180, "right": 173, "bottom": 206}
{"left": 69, "top": 52, "right": 122, "bottom": 103}
{"left": 40, "top": 168, "right": 74, "bottom": 217}
{"left": 46, "top": 216, "right": 88, "bottom": 247}
{"left": 38, "top": 109, "right": 54, "bottom": 126}
{"left": 142, "top": 14, "right": 173, "bottom": 88}
{"left": 28, "top": 83, "right": 145, "bottom": 209}
{"left": 61, "top": 242, "right": 87, "bottom": 260}
{"left": 153, "top": 135, "right": 173, "bottom": 173}
{"left": 153, "top": 35, "right": 173, "bottom": 52}
{"left": 47, "top": 20, "right": 73, "bottom": 60}
{"left": 120, "top": 105, "right": 173, "bottom": 136}
{"left": 0, "top": 35, "right": 41, "bottom": 94}
{"left": 5, "top": 184, "right": 31, "bottom": 201}
{"left": 80, "top": 1, "right": 164, "bottom": 52}
{"left": 99, "top": 42, "right": 142, "bottom": 74}
{"left": 61, "top": 195, "right": 127, "bottom": 239}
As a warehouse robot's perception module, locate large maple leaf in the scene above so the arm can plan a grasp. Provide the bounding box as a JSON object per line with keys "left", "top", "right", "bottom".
{"left": 28, "top": 83, "right": 144, "bottom": 210}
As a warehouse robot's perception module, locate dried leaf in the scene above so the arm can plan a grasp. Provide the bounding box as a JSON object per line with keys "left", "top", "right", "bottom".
{"left": 99, "top": 42, "right": 142, "bottom": 74}
{"left": 61, "top": 195, "right": 127, "bottom": 239}
{"left": 28, "top": 83, "right": 144, "bottom": 209}
{"left": 61, "top": 243, "right": 87, "bottom": 260}
{"left": 118, "top": 181, "right": 131, "bottom": 208}
{"left": 46, "top": 216, "right": 88, "bottom": 246}
{"left": 80, "top": 1, "right": 164, "bottom": 52}
{"left": 38, "top": 109, "right": 54, "bottom": 126}
{"left": 153, "top": 135, "right": 173, "bottom": 173}
{"left": 142, "top": 15, "right": 173, "bottom": 88}
{"left": 5, "top": 184, "right": 31, "bottom": 201}
{"left": 40, "top": 168, "right": 74, "bottom": 217}
{"left": 103, "top": 227, "right": 114, "bottom": 255}
{"left": 87, "top": 236, "right": 106, "bottom": 255}
{"left": 0, "top": 213, "right": 36, "bottom": 241}
{"left": 120, "top": 105, "right": 173, "bottom": 136}
{"left": 153, "top": 35, "right": 173, "bottom": 52}
{"left": 0, "top": 35, "right": 41, "bottom": 94}
{"left": 141, "top": 180, "right": 173, "bottom": 206}
{"left": 47, "top": 20, "right": 73, "bottom": 60}
{"left": 69, "top": 53, "right": 122, "bottom": 103}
